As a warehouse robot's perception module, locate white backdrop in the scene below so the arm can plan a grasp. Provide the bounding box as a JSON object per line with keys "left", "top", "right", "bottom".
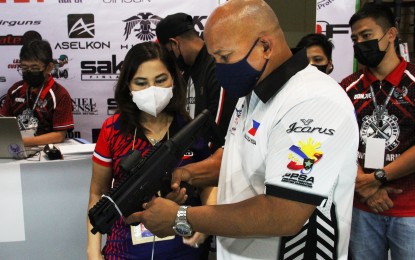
{"left": 1, "top": 0, "right": 356, "bottom": 142}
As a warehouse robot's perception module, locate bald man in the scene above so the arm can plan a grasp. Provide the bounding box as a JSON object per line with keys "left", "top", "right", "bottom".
{"left": 125, "top": 1, "right": 359, "bottom": 259}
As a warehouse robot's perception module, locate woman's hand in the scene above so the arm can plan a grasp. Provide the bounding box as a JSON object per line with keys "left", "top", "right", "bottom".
{"left": 165, "top": 187, "right": 188, "bottom": 205}
{"left": 183, "top": 232, "right": 209, "bottom": 249}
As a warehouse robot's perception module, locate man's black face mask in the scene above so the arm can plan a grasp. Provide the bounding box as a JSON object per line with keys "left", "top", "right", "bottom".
{"left": 353, "top": 30, "right": 390, "bottom": 68}
{"left": 22, "top": 70, "right": 46, "bottom": 88}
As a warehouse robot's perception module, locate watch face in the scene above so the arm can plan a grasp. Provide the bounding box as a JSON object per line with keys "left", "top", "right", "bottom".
{"left": 174, "top": 223, "right": 192, "bottom": 236}
{"left": 375, "top": 170, "right": 386, "bottom": 178}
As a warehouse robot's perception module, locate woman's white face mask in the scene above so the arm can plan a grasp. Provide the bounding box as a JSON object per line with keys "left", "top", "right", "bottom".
{"left": 131, "top": 85, "right": 173, "bottom": 117}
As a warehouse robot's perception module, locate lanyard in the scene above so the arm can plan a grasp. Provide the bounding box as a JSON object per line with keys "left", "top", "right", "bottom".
{"left": 26, "top": 83, "right": 45, "bottom": 115}
{"left": 369, "top": 84, "right": 395, "bottom": 126}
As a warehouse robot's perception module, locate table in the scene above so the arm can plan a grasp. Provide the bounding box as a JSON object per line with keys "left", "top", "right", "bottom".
{"left": 0, "top": 155, "right": 101, "bottom": 260}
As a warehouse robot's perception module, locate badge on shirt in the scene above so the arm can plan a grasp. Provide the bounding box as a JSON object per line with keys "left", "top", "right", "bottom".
{"left": 364, "top": 137, "right": 385, "bottom": 169}
{"left": 130, "top": 224, "right": 174, "bottom": 245}
{"left": 21, "top": 129, "right": 35, "bottom": 138}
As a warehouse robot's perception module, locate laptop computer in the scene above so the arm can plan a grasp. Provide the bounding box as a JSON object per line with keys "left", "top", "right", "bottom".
{"left": 0, "top": 117, "right": 40, "bottom": 159}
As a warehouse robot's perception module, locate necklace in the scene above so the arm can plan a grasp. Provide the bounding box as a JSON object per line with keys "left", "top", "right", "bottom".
{"left": 143, "top": 115, "right": 171, "bottom": 146}
{"left": 148, "top": 137, "right": 159, "bottom": 145}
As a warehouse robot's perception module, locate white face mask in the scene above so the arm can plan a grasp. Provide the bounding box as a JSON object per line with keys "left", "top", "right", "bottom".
{"left": 131, "top": 86, "right": 173, "bottom": 117}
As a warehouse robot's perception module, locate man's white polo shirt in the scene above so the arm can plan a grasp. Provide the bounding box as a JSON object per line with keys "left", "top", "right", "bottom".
{"left": 217, "top": 49, "right": 359, "bottom": 260}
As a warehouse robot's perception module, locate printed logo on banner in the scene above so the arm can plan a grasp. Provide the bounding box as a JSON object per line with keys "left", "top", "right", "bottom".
{"left": 0, "top": 34, "right": 22, "bottom": 45}
{"left": 51, "top": 55, "right": 70, "bottom": 79}
{"left": 8, "top": 59, "right": 20, "bottom": 71}
{"left": 123, "top": 13, "right": 162, "bottom": 41}
{"left": 103, "top": 0, "right": 150, "bottom": 4}
{"left": 80, "top": 55, "right": 122, "bottom": 81}
{"left": 0, "top": 94, "right": 7, "bottom": 109}
{"left": 72, "top": 98, "right": 98, "bottom": 115}
{"left": 59, "top": 0, "right": 83, "bottom": 3}
{"left": 56, "top": 14, "right": 110, "bottom": 50}
{"left": 0, "top": 30, "right": 42, "bottom": 46}
{"left": 107, "top": 98, "right": 117, "bottom": 115}
{"left": 120, "top": 14, "right": 208, "bottom": 49}
{"left": 0, "top": 20, "right": 41, "bottom": 26}
{"left": 68, "top": 14, "right": 95, "bottom": 38}
{"left": 317, "top": 0, "right": 334, "bottom": 10}
{"left": 316, "top": 21, "right": 349, "bottom": 39}
{"left": 0, "top": 0, "right": 44, "bottom": 3}
{"left": 66, "top": 131, "right": 81, "bottom": 139}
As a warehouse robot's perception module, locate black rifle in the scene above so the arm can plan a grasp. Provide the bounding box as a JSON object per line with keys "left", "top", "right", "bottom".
{"left": 88, "top": 109, "right": 223, "bottom": 235}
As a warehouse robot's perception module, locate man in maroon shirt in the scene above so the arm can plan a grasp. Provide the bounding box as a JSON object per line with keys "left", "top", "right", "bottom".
{"left": 340, "top": 3, "right": 415, "bottom": 259}
{"left": 0, "top": 40, "right": 74, "bottom": 146}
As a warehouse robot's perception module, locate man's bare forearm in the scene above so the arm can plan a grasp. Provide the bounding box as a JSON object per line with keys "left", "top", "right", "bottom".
{"left": 184, "top": 148, "right": 223, "bottom": 187}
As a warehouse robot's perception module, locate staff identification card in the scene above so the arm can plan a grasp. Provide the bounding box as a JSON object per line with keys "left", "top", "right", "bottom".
{"left": 364, "top": 137, "right": 385, "bottom": 169}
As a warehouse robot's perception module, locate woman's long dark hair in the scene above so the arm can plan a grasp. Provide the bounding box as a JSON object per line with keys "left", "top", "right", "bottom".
{"left": 114, "top": 41, "right": 188, "bottom": 135}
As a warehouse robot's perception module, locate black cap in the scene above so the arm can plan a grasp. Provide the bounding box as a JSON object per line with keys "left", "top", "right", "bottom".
{"left": 156, "top": 13, "right": 194, "bottom": 45}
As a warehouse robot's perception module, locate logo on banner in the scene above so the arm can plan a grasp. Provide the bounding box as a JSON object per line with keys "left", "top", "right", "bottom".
{"left": 72, "top": 98, "right": 98, "bottom": 115}
{"left": 80, "top": 54, "right": 123, "bottom": 81}
{"left": 0, "top": 31, "right": 42, "bottom": 46}
{"left": 56, "top": 14, "right": 109, "bottom": 50}
{"left": 103, "top": 0, "right": 150, "bottom": 3}
{"left": 316, "top": 21, "right": 350, "bottom": 39}
{"left": 107, "top": 98, "right": 117, "bottom": 115}
{"left": 51, "top": 55, "right": 70, "bottom": 79}
{"left": 66, "top": 131, "right": 81, "bottom": 139}
{"left": 0, "top": 20, "right": 41, "bottom": 26}
{"left": 0, "top": 94, "right": 6, "bottom": 109}
{"left": 317, "top": 0, "right": 334, "bottom": 10}
{"left": 8, "top": 59, "right": 20, "bottom": 70}
{"left": 123, "top": 12, "right": 162, "bottom": 41}
{"left": 0, "top": 0, "right": 44, "bottom": 3}
{"left": 68, "top": 14, "right": 95, "bottom": 38}
{"left": 59, "top": 0, "right": 83, "bottom": 3}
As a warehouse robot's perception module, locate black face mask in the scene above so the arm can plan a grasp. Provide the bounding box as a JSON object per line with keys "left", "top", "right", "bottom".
{"left": 353, "top": 31, "right": 389, "bottom": 68}
{"left": 312, "top": 64, "right": 329, "bottom": 74}
{"left": 170, "top": 42, "right": 188, "bottom": 71}
{"left": 176, "top": 54, "right": 188, "bottom": 71}
{"left": 22, "top": 70, "right": 46, "bottom": 87}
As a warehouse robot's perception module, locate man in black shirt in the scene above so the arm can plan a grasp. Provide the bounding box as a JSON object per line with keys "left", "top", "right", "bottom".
{"left": 156, "top": 13, "right": 237, "bottom": 140}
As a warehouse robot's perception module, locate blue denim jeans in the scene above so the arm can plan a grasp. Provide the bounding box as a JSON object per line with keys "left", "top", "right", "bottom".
{"left": 349, "top": 208, "right": 415, "bottom": 260}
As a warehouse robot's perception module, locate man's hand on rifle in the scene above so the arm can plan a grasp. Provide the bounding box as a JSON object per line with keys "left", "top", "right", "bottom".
{"left": 171, "top": 166, "right": 193, "bottom": 191}
{"left": 125, "top": 197, "right": 179, "bottom": 238}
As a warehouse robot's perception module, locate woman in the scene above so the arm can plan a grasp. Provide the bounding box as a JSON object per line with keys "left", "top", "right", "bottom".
{"left": 87, "top": 42, "right": 211, "bottom": 259}
{"left": 296, "top": 33, "right": 334, "bottom": 74}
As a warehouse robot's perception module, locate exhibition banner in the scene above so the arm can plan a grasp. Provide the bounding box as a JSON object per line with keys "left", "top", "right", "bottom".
{"left": 316, "top": 0, "right": 359, "bottom": 82}
{"left": 0, "top": 0, "right": 218, "bottom": 142}
{"left": 0, "top": 0, "right": 358, "bottom": 142}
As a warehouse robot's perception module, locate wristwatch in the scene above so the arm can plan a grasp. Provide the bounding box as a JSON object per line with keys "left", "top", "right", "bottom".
{"left": 173, "top": 206, "right": 193, "bottom": 237}
{"left": 374, "top": 169, "right": 388, "bottom": 185}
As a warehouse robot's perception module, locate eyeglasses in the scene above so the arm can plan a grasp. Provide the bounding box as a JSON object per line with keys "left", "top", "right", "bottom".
{"left": 17, "top": 65, "right": 45, "bottom": 76}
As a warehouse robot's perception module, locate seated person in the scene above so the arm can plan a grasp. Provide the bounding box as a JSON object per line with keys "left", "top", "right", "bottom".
{"left": 0, "top": 39, "right": 74, "bottom": 146}
{"left": 296, "top": 33, "right": 334, "bottom": 74}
